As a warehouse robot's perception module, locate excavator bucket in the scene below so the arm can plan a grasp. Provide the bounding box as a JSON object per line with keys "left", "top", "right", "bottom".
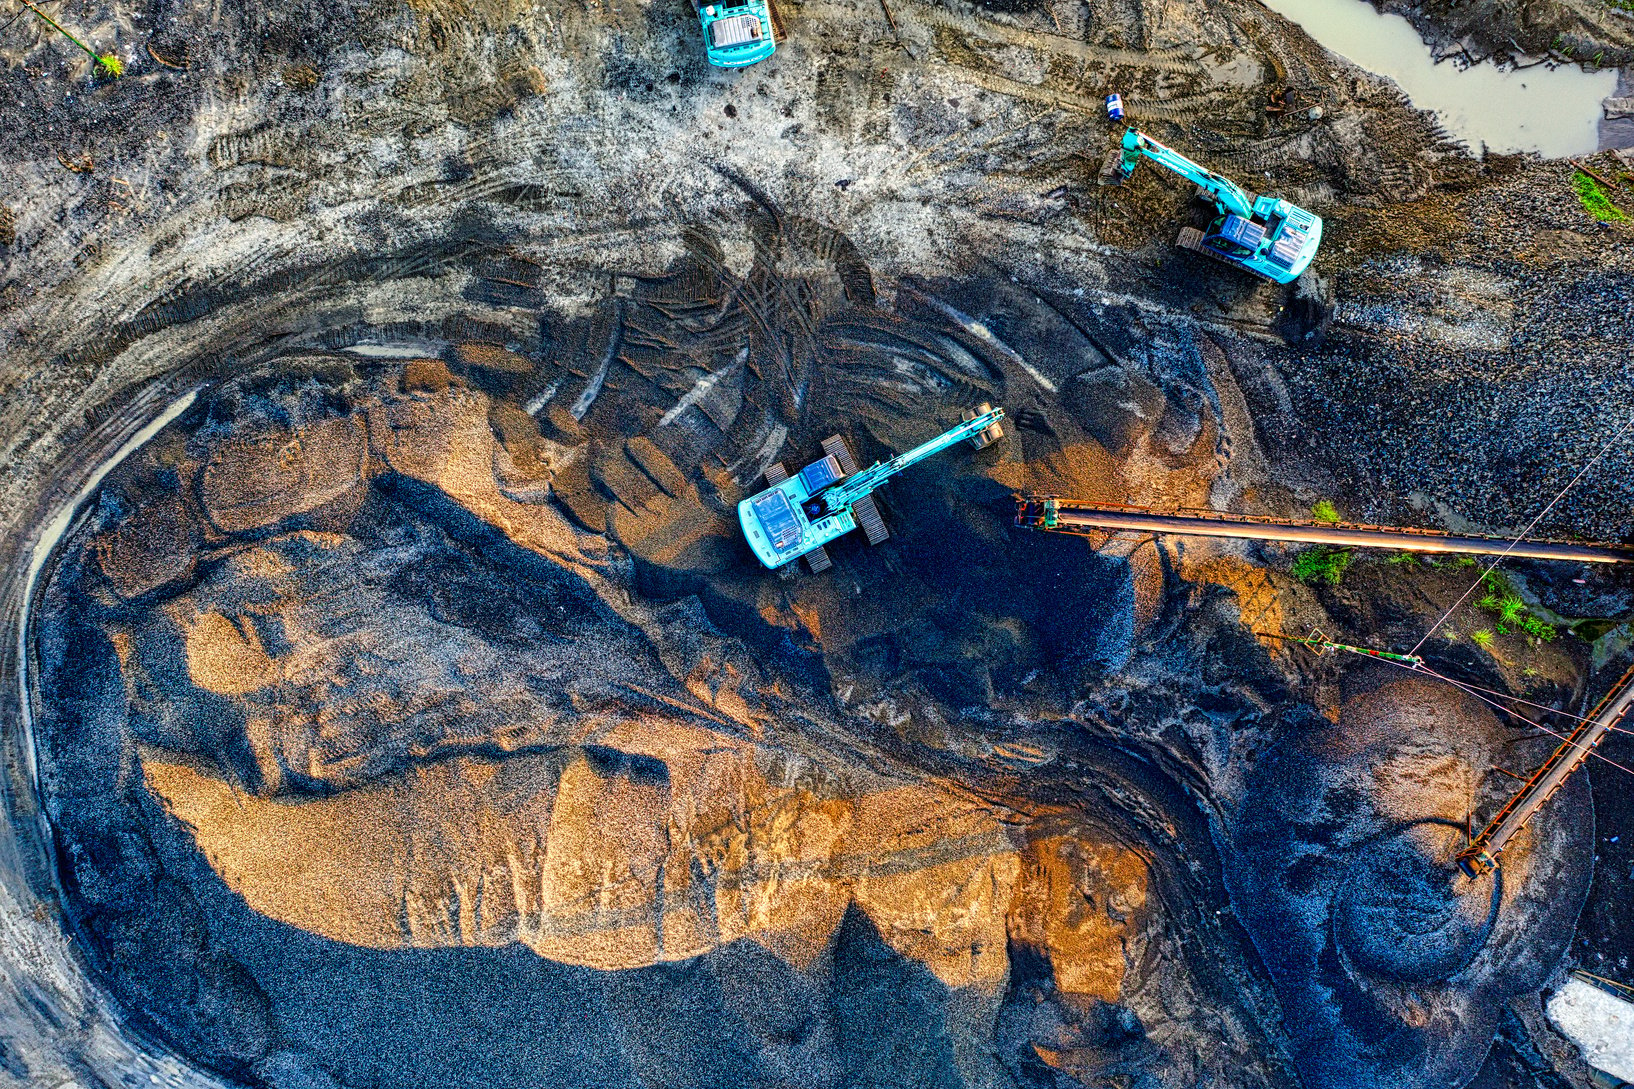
{"left": 963, "top": 403, "right": 1004, "bottom": 449}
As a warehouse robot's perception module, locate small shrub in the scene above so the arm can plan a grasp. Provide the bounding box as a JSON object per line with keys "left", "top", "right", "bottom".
{"left": 1471, "top": 629, "right": 1495, "bottom": 649}
{"left": 1311, "top": 500, "right": 1341, "bottom": 524}
{"left": 1292, "top": 547, "right": 1352, "bottom": 586}
{"left": 1573, "top": 171, "right": 1630, "bottom": 224}
{"left": 1475, "top": 571, "right": 1557, "bottom": 643}
{"left": 1387, "top": 552, "right": 1418, "bottom": 566}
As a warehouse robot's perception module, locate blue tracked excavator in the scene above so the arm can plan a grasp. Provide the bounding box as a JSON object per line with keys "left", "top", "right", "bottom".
{"left": 739, "top": 406, "right": 1005, "bottom": 572}
{"left": 1113, "top": 129, "right": 1323, "bottom": 283}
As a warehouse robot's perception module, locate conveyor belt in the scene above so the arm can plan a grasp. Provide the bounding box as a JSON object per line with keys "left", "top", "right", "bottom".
{"left": 1456, "top": 660, "right": 1634, "bottom": 877}
{"left": 1014, "top": 496, "right": 1634, "bottom": 565}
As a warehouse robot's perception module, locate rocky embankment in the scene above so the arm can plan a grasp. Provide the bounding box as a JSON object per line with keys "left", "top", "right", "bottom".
{"left": 1390, "top": 0, "right": 1634, "bottom": 67}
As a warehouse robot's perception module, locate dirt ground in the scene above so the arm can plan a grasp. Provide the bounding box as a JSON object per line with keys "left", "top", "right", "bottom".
{"left": 2, "top": 0, "right": 1633, "bottom": 1087}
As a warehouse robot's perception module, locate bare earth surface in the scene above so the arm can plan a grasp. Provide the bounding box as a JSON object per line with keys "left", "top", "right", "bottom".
{"left": 1, "top": 0, "right": 1633, "bottom": 1087}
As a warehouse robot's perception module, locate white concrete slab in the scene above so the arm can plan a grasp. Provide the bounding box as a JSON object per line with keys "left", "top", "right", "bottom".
{"left": 1546, "top": 975, "right": 1634, "bottom": 1083}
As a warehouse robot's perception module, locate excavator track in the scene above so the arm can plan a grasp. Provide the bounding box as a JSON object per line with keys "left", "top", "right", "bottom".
{"left": 1174, "top": 227, "right": 1275, "bottom": 281}
{"left": 821, "top": 434, "right": 859, "bottom": 475}
{"left": 823, "top": 431, "right": 888, "bottom": 542}
{"left": 853, "top": 495, "right": 890, "bottom": 545}
{"left": 820, "top": 433, "right": 887, "bottom": 543}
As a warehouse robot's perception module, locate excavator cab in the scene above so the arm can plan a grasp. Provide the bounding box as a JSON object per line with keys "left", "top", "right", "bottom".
{"left": 1203, "top": 215, "right": 1264, "bottom": 258}
{"left": 693, "top": 0, "right": 776, "bottom": 67}
{"left": 798, "top": 455, "right": 845, "bottom": 520}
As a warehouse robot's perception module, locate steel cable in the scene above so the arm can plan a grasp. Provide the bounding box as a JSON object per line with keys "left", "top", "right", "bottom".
{"left": 1405, "top": 412, "right": 1634, "bottom": 658}
{"left": 1363, "top": 653, "right": 1634, "bottom": 780}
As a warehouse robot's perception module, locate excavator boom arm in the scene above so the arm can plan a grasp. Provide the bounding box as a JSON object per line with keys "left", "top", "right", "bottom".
{"left": 829, "top": 408, "right": 1004, "bottom": 508}
{"left": 1120, "top": 129, "right": 1256, "bottom": 219}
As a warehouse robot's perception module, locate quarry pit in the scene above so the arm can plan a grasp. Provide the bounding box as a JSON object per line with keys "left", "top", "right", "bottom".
{"left": 2, "top": 0, "right": 1634, "bottom": 1086}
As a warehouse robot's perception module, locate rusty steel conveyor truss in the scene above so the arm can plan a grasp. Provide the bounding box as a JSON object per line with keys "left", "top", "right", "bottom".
{"left": 1013, "top": 497, "right": 1634, "bottom": 565}
{"left": 1015, "top": 495, "right": 1634, "bottom": 878}
{"left": 1455, "top": 661, "right": 1634, "bottom": 877}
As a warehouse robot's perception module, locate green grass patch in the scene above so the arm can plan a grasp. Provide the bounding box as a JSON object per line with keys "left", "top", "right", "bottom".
{"left": 1573, "top": 171, "right": 1630, "bottom": 224}
{"left": 1387, "top": 552, "right": 1418, "bottom": 566}
{"left": 1292, "top": 547, "right": 1352, "bottom": 587}
{"left": 1476, "top": 572, "right": 1557, "bottom": 643}
{"left": 1310, "top": 500, "right": 1341, "bottom": 524}
{"left": 1478, "top": 582, "right": 1526, "bottom": 632}
{"left": 1518, "top": 615, "right": 1557, "bottom": 643}
{"left": 1471, "top": 629, "right": 1494, "bottom": 649}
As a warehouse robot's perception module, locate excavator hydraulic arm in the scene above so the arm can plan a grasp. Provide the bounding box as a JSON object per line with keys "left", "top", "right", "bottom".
{"left": 1118, "top": 129, "right": 1257, "bottom": 219}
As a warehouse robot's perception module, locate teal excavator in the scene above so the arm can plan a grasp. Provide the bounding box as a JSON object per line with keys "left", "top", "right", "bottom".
{"left": 739, "top": 406, "right": 1005, "bottom": 572}
{"left": 1114, "top": 129, "right": 1323, "bottom": 283}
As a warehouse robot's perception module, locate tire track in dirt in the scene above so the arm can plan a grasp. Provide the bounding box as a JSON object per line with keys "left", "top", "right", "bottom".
{"left": 893, "top": 0, "right": 1203, "bottom": 74}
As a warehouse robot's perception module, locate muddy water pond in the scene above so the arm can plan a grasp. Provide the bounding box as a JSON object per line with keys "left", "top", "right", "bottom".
{"left": 1261, "top": 0, "right": 1621, "bottom": 157}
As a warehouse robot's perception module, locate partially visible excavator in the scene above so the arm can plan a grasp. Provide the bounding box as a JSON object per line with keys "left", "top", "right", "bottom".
{"left": 692, "top": 0, "right": 777, "bottom": 66}
{"left": 739, "top": 406, "right": 1005, "bottom": 572}
{"left": 1111, "top": 128, "right": 1323, "bottom": 283}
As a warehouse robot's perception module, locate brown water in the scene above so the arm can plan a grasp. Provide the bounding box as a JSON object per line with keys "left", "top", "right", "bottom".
{"left": 1261, "top": 0, "right": 1621, "bottom": 157}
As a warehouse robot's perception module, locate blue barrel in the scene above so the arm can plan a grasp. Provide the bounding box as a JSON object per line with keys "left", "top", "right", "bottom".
{"left": 1105, "top": 94, "right": 1124, "bottom": 121}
